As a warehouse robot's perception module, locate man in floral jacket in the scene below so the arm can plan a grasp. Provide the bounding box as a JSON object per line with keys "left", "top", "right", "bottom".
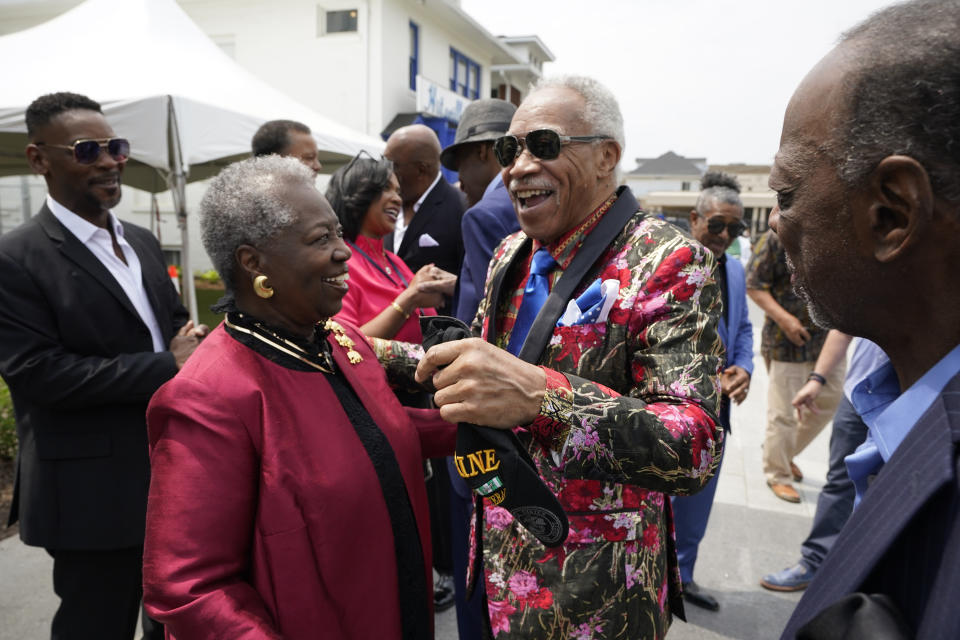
{"left": 416, "top": 75, "right": 724, "bottom": 639}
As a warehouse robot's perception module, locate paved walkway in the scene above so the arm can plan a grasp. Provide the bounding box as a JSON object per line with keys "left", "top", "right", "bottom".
{"left": 0, "top": 302, "right": 832, "bottom": 639}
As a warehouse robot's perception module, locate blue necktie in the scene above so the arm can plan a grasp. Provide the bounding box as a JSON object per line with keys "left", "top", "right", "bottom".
{"left": 508, "top": 248, "right": 557, "bottom": 356}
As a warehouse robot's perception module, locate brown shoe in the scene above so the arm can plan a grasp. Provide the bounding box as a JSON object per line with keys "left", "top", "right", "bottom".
{"left": 768, "top": 482, "right": 801, "bottom": 503}
{"left": 790, "top": 461, "right": 803, "bottom": 482}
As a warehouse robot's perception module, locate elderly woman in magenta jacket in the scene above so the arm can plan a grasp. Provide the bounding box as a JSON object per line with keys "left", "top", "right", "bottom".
{"left": 142, "top": 156, "right": 455, "bottom": 640}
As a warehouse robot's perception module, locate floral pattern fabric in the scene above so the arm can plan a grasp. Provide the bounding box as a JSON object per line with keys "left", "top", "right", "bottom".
{"left": 745, "top": 229, "right": 827, "bottom": 363}
{"left": 471, "top": 202, "right": 725, "bottom": 640}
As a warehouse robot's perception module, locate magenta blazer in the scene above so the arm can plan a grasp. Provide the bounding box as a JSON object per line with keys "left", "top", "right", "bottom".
{"left": 142, "top": 321, "right": 454, "bottom": 639}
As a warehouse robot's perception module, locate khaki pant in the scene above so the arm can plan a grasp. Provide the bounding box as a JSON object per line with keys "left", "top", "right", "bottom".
{"left": 763, "top": 359, "right": 846, "bottom": 485}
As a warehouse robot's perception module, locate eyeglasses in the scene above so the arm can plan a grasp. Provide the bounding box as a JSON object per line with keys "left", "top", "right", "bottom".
{"left": 493, "top": 129, "right": 612, "bottom": 167}
{"left": 343, "top": 149, "right": 377, "bottom": 174}
{"left": 706, "top": 218, "right": 747, "bottom": 237}
{"left": 35, "top": 137, "right": 130, "bottom": 165}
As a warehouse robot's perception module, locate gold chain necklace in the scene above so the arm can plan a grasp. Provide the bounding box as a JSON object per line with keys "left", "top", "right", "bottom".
{"left": 224, "top": 315, "right": 336, "bottom": 373}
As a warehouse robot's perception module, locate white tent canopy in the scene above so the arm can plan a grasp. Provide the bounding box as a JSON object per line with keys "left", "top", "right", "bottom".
{"left": 0, "top": 0, "right": 385, "bottom": 320}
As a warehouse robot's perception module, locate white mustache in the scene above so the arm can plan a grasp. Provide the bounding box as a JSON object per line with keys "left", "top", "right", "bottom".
{"left": 509, "top": 179, "right": 554, "bottom": 193}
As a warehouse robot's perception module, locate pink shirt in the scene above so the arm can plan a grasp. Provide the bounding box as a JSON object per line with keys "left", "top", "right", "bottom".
{"left": 336, "top": 235, "right": 436, "bottom": 343}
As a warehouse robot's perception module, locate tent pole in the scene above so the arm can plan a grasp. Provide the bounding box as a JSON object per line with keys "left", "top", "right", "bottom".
{"left": 176, "top": 171, "right": 198, "bottom": 326}
{"left": 168, "top": 96, "right": 199, "bottom": 325}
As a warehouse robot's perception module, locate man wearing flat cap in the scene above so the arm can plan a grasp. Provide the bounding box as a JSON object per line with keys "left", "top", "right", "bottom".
{"left": 440, "top": 98, "right": 521, "bottom": 640}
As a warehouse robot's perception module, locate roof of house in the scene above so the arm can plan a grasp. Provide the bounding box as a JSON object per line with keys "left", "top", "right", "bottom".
{"left": 497, "top": 35, "right": 556, "bottom": 61}
{"left": 629, "top": 151, "right": 705, "bottom": 176}
{"left": 709, "top": 163, "right": 771, "bottom": 173}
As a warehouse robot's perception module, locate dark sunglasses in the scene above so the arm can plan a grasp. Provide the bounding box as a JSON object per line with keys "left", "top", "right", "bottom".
{"left": 493, "top": 129, "right": 612, "bottom": 167}
{"left": 36, "top": 137, "right": 130, "bottom": 165}
{"left": 706, "top": 218, "right": 747, "bottom": 237}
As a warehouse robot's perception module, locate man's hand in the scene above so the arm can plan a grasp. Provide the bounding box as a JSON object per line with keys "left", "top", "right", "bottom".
{"left": 777, "top": 312, "right": 811, "bottom": 347}
{"left": 188, "top": 323, "right": 210, "bottom": 338}
{"left": 169, "top": 321, "right": 206, "bottom": 369}
{"left": 720, "top": 365, "right": 751, "bottom": 404}
{"left": 792, "top": 379, "right": 824, "bottom": 421}
{"left": 415, "top": 338, "right": 546, "bottom": 428}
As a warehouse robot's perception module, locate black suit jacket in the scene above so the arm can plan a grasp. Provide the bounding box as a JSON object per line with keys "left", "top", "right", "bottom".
{"left": 781, "top": 372, "right": 960, "bottom": 639}
{"left": 0, "top": 204, "right": 188, "bottom": 550}
{"left": 386, "top": 176, "right": 466, "bottom": 278}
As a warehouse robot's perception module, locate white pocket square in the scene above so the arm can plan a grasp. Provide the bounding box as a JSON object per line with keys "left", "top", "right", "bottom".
{"left": 557, "top": 279, "right": 620, "bottom": 326}
{"left": 418, "top": 233, "right": 440, "bottom": 248}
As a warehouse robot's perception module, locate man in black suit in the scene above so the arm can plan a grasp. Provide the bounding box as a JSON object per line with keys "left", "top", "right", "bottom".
{"left": 384, "top": 123, "right": 466, "bottom": 314}
{"left": 769, "top": 2, "right": 960, "bottom": 636}
{"left": 383, "top": 123, "right": 465, "bottom": 609}
{"left": 0, "top": 92, "right": 206, "bottom": 640}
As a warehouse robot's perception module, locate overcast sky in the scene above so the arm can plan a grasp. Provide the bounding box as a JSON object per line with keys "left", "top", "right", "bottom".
{"left": 461, "top": 0, "right": 900, "bottom": 169}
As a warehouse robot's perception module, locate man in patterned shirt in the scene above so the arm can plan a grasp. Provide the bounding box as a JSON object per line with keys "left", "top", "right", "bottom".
{"left": 746, "top": 223, "right": 845, "bottom": 502}
{"left": 416, "top": 75, "right": 724, "bottom": 640}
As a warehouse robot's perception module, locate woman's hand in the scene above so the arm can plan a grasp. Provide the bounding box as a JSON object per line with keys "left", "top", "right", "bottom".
{"left": 401, "top": 264, "right": 457, "bottom": 310}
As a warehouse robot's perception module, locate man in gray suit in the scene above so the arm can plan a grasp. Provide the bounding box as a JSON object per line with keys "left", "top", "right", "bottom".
{"left": 770, "top": 1, "right": 960, "bottom": 636}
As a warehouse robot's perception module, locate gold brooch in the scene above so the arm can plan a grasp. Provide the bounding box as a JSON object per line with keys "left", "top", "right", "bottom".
{"left": 324, "top": 319, "right": 363, "bottom": 364}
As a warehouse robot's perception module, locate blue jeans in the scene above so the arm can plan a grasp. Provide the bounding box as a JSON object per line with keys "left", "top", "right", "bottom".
{"left": 799, "top": 395, "right": 868, "bottom": 571}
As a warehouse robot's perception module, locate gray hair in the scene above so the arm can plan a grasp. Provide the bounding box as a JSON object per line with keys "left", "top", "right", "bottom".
{"left": 200, "top": 155, "right": 315, "bottom": 291}
{"left": 696, "top": 171, "right": 742, "bottom": 215}
{"left": 532, "top": 75, "right": 625, "bottom": 151}
{"left": 832, "top": 0, "right": 960, "bottom": 204}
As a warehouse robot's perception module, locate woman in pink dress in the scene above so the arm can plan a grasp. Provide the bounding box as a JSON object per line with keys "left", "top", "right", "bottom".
{"left": 326, "top": 156, "right": 456, "bottom": 343}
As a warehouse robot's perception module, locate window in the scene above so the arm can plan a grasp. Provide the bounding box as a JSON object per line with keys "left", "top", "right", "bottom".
{"left": 449, "top": 48, "right": 480, "bottom": 99}
{"left": 681, "top": 181, "right": 691, "bottom": 191}
{"left": 162, "top": 249, "right": 182, "bottom": 269}
{"left": 324, "top": 9, "right": 357, "bottom": 34}
{"left": 409, "top": 21, "right": 419, "bottom": 91}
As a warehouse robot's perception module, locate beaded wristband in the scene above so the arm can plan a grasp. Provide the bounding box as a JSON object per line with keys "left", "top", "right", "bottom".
{"left": 808, "top": 372, "right": 827, "bottom": 386}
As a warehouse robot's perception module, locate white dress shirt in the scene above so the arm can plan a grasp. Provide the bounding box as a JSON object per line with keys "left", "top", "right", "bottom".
{"left": 393, "top": 171, "right": 442, "bottom": 250}
{"left": 47, "top": 195, "right": 166, "bottom": 352}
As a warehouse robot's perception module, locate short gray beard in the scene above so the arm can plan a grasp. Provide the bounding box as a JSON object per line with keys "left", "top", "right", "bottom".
{"left": 785, "top": 253, "right": 836, "bottom": 330}
{"left": 795, "top": 279, "right": 836, "bottom": 330}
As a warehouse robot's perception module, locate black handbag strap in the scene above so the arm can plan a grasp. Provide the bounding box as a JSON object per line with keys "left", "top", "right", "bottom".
{"left": 517, "top": 186, "right": 640, "bottom": 363}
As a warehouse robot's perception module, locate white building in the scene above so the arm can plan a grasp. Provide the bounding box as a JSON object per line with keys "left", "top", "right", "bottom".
{"left": 625, "top": 151, "right": 707, "bottom": 201}
{"left": 636, "top": 156, "right": 776, "bottom": 236}
{"left": 177, "top": 0, "right": 553, "bottom": 144}
{"left": 0, "top": 0, "right": 554, "bottom": 272}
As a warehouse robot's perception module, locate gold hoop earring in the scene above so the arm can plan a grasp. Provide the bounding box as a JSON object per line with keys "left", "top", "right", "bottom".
{"left": 253, "top": 275, "right": 274, "bottom": 299}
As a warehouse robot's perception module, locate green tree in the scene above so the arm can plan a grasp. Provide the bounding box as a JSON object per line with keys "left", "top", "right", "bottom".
{"left": 0, "top": 379, "right": 16, "bottom": 460}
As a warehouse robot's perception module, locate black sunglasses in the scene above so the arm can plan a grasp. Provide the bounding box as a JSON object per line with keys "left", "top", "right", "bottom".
{"left": 36, "top": 137, "right": 130, "bottom": 165}
{"left": 493, "top": 129, "right": 612, "bottom": 167}
{"left": 706, "top": 218, "right": 747, "bottom": 237}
